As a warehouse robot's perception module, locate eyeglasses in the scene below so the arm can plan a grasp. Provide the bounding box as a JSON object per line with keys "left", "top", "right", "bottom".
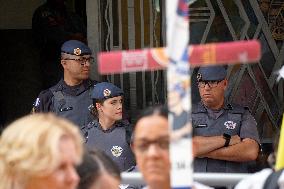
{"left": 63, "top": 57, "right": 94, "bottom": 66}
{"left": 198, "top": 80, "right": 222, "bottom": 88}
{"left": 134, "top": 138, "right": 169, "bottom": 153}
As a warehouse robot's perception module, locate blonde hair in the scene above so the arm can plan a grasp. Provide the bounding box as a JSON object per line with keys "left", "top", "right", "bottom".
{"left": 0, "top": 113, "right": 84, "bottom": 189}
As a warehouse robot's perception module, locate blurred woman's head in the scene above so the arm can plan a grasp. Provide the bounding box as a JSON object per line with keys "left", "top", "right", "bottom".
{"left": 0, "top": 113, "right": 84, "bottom": 189}
{"left": 132, "top": 106, "right": 170, "bottom": 189}
{"left": 77, "top": 150, "right": 121, "bottom": 189}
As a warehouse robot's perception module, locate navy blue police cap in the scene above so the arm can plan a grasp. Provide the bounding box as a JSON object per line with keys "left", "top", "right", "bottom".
{"left": 61, "top": 40, "right": 92, "bottom": 56}
{"left": 92, "top": 82, "right": 124, "bottom": 100}
{"left": 197, "top": 66, "right": 227, "bottom": 81}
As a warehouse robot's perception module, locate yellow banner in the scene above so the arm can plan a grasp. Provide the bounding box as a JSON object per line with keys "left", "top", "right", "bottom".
{"left": 275, "top": 114, "right": 284, "bottom": 170}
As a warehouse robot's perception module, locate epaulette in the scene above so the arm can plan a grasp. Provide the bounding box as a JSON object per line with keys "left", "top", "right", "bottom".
{"left": 39, "top": 88, "right": 53, "bottom": 96}
{"left": 84, "top": 79, "right": 98, "bottom": 89}
{"left": 49, "top": 81, "right": 64, "bottom": 93}
{"left": 243, "top": 106, "right": 253, "bottom": 114}
{"left": 244, "top": 106, "right": 250, "bottom": 110}
{"left": 35, "top": 89, "right": 53, "bottom": 104}
{"left": 227, "top": 103, "right": 246, "bottom": 114}
{"left": 81, "top": 121, "right": 96, "bottom": 132}
{"left": 87, "top": 120, "right": 97, "bottom": 129}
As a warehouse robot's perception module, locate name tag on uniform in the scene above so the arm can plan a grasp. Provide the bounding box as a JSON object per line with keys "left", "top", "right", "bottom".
{"left": 195, "top": 124, "right": 207, "bottom": 128}
{"left": 60, "top": 107, "right": 73, "bottom": 112}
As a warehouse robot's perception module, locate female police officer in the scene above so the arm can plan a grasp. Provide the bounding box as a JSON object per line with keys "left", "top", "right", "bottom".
{"left": 82, "top": 82, "right": 135, "bottom": 172}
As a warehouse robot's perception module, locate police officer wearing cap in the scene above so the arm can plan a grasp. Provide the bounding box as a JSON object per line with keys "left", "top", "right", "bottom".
{"left": 192, "top": 66, "right": 260, "bottom": 173}
{"left": 82, "top": 82, "right": 136, "bottom": 172}
{"left": 32, "top": 40, "right": 97, "bottom": 128}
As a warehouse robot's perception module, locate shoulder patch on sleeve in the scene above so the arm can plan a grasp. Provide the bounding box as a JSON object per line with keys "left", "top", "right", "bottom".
{"left": 34, "top": 98, "right": 41, "bottom": 107}
{"left": 32, "top": 89, "right": 54, "bottom": 112}
{"left": 40, "top": 89, "right": 54, "bottom": 98}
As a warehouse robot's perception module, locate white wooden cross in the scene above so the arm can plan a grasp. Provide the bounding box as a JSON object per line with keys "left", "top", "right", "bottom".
{"left": 97, "top": 0, "right": 261, "bottom": 188}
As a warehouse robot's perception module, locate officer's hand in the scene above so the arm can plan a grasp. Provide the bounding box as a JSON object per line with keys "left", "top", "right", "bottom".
{"left": 229, "top": 135, "right": 241, "bottom": 146}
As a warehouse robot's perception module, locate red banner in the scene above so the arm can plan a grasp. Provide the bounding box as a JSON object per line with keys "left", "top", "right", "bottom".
{"left": 98, "top": 40, "right": 261, "bottom": 74}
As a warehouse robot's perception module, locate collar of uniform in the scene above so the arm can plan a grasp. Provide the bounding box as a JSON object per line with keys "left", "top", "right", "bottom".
{"left": 58, "top": 79, "right": 90, "bottom": 96}
{"left": 93, "top": 119, "right": 125, "bottom": 133}
{"left": 194, "top": 102, "right": 226, "bottom": 119}
{"left": 195, "top": 102, "right": 207, "bottom": 113}
{"left": 82, "top": 79, "right": 95, "bottom": 89}
{"left": 198, "top": 101, "right": 233, "bottom": 111}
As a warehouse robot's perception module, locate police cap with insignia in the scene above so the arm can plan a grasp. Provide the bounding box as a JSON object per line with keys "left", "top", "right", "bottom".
{"left": 197, "top": 66, "right": 227, "bottom": 81}
{"left": 91, "top": 82, "right": 124, "bottom": 100}
{"left": 61, "top": 40, "right": 92, "bottom": 56}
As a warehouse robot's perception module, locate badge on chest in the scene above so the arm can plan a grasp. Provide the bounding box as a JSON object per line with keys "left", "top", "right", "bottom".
{"left": 224, "top": 121, "right": 236, "bottom": 130}
{"left": 111, "top": 146, "right": 123, "bottom": 157}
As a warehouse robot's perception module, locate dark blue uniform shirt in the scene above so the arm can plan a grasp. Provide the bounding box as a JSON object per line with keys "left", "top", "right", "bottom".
{"left": 33, "top": 79, "right": 96, "bottom": 128}
{"left": 192, "top": 102, "right": 260, "bottom": 173}
{"left": 82, "top": 119, "right": 136, "bottom": 172}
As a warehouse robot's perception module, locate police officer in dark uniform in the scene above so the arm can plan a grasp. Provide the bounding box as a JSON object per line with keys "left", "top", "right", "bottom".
{"left": 192, "top": 66, "right": 260, "bottom": 173}
{"left": 32, "top": 40, "right": 97, "bottom": 129}
{"left": 82, "top": 82, "right": 136, "bottom": 172}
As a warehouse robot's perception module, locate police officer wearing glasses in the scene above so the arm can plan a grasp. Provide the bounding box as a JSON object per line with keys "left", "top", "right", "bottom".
{"left": 32, "top": 40, "right": 97, "bottom": 129}
{"left": 192, "top": 66, "right": 260, "bottom": 173}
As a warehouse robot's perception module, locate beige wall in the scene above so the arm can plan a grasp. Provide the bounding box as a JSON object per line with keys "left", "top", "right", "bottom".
{"left": 0, "top": 0, "right": 44, "bottom": 29}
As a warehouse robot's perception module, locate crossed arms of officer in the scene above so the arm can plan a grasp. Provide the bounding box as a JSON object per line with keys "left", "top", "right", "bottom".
{"left": 193, "top": 135, "right": 259, "bottom": 162}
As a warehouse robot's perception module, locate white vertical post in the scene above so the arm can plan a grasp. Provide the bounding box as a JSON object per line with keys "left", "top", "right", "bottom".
{"left": 167, "top": 0, "right": 193, "bottom": 188}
